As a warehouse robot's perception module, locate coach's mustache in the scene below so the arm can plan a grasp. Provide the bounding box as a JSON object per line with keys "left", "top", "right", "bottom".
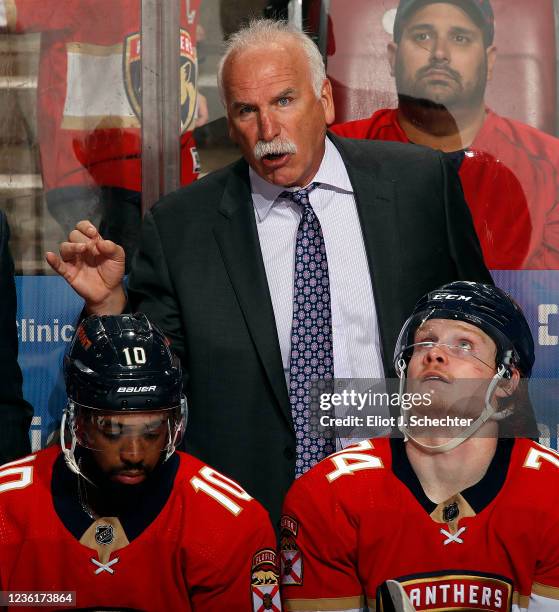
{"left": 254, "top": 137, "right": 298, "bottom": 160}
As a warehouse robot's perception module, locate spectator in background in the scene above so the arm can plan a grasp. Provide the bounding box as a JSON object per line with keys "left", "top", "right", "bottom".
{"left": 332, "top": 0, "right": 559, "bottom": 269}
{"left": 0, "top": 0, "right": 207, "bottom": 271}
{"left": 0, "top": 210, "right": 32, "bottom": 464}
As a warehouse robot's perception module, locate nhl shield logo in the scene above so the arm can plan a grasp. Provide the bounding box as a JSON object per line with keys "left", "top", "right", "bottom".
{"left": 95, "top": 524, "right": 115, "bottom": 546}
{"left": 124, "top": 29, "right": 197, "bottom": 132}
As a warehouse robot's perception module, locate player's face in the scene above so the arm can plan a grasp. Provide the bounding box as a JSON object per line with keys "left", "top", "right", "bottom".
{"left": 407, "top": 319, "right": 497, "bottom": 380}
{"left": 388, "top": 3, "right": 496, "bottom": 110}
{"left": 224, "top": 39, "right": 335, "bottom": 187}
{"left": 84, "top": 411, "right": 169, "bottom": 485}
{"left": 406, "top": 319, "right": 498, "bottom": 419}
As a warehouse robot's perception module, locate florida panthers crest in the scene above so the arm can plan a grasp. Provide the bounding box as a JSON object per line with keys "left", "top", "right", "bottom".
{"left": 124, "top": 30, "right": 198, "bottom": 132}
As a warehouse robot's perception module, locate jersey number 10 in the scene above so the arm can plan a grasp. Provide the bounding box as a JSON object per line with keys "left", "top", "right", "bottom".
{"left": 0, "top": 455, "right": 36, "bottom": 494}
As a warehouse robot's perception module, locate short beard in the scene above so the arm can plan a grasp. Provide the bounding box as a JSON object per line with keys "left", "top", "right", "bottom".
{"left": 254, "top": 137, "right": 297, "bottom": 160}
{"left": 395, "top": 55, "right": 488, "bottom": 112}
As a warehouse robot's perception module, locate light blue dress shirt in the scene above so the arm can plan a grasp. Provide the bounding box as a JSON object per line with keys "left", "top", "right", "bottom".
{"left": 250, "top": 137, "right": 385, "bottom": 388}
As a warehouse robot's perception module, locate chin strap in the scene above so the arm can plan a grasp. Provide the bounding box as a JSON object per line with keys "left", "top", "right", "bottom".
{"left": 164, "top": 395, "right": 188, "bottom": 462}
{"left": 397, "top": 358, "right": 511, "bottom": 454}
{"left": 60, "top": 403, "right": 95, "bottom": 485}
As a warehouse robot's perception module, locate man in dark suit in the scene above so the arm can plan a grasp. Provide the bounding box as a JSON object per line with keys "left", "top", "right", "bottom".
{"left": 47, "top": 19, "right": 491, "bottom": 524}
{"left": 0, "top": 211, "right": 33, "bottom": 464}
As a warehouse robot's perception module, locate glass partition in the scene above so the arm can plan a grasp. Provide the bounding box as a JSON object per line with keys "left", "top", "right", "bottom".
{"left": 0, "top": 0, "right": 267, "bottom": 447}
{"left": 309, "top": 0, "right": 559, "bottom": 447}
{"left": 5, "top": 0, "right": 557, "bottom": 449}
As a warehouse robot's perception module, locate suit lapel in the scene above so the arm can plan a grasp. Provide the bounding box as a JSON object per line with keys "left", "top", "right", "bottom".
{"left": 330, "top": 134, "right": 402, "bottom": 373}
{"left": 213, "top": 161, "right": 293, "bottom": 428}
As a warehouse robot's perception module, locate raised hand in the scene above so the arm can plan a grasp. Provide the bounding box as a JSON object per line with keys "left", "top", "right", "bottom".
{"left": 46, "top": 220, "right": 127, "bottom": 315}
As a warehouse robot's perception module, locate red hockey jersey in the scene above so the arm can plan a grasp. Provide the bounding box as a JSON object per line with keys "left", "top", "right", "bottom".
{"left": 1, "top": 0, "right": 201, "bottom": 191}
{"left": 0, "top": 447, "right": 281, "bottom": 612}
{"left": 331, "top": 109, "right": 559, "bottom": 270}
{"left": 281, "top": 437, "right": 559, "bottom": 611}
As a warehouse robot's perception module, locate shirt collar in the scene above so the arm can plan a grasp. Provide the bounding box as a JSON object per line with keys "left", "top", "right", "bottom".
{"left": 250, "top": 136, "right": 354, "bottom": 222}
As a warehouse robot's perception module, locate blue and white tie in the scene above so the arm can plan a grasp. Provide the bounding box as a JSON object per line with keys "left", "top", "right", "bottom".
{"left": 282, "top": 183, "right": 335, "bottom": 476}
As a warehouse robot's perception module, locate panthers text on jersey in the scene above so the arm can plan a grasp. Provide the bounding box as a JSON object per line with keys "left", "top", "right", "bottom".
{"left": 0, "top": 446, "right": 281, "bottom": 612}
{"left": 281, "top": 437, "right": 559, "bottom": 612}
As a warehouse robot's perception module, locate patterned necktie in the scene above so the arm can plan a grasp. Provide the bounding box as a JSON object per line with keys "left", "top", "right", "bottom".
{"left": 281, "top": 183, "right": 335, "bottom": 476}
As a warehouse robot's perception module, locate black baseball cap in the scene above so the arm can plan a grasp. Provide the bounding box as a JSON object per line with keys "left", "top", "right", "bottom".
{"left": 393, "top": 0, "right": 495, "bottom": 47}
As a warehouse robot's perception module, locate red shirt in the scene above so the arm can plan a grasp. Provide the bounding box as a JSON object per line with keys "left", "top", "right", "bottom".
{"left": 332, "top": 109, "right": 559, "bottom": 270}
{"left": 3, "top": 0, "right": 201, "bottom": 191}
{"left": 281, "top": 437, "right": 559, "bottom": 611}
{"left": 0, "top": 447, "right": 281, "bottom": 612}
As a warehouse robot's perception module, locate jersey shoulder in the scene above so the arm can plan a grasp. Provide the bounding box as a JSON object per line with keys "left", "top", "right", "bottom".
{"left": 286, "top": 438, "right": 395, "bottom": 507}
{"left": 170, "top": 453, "right": 275, "bottom": 570}
{"left": 0, "top": 447, "right": 57, "bottom": 500}
{"left": 510, "top": 439, "right": 559, "bottom": 490}
{"left": 0, "top": 448, "right": 58, "bottom": 533}
{"left": 174, "top": 451, "right": 271, "bottom": 524}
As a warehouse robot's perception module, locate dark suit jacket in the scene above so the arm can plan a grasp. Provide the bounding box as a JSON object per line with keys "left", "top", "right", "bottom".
{"left": 128, "top": 135, "right": 492, "bottom": 524}
{"left": 0, "top": 211, "right": 32, "bottom": 464}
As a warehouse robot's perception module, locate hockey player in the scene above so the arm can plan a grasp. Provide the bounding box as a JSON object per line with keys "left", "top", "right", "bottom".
{"left": 331, "top": 0, "right": 559, "bottom": 269}
{"left": 0, "top": 313, "right": 280, "bottom": 612}
{"left": 281, "top": 282, "right": 559, "bottom": 611}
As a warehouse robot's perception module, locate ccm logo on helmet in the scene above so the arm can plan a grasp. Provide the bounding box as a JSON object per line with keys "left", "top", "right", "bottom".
{"left": 432, "top": 294, "right": 472, "bottom": 301}
{"left": 117, "top": 386, "right": 157, "bottom": 393}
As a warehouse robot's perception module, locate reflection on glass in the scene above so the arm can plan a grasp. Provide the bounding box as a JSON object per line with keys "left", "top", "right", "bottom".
{"left": 0, "top": 0, "right": 207, "bottom": 273}
{"left": 326, "top": 0, "right": 559, "bottom": 270}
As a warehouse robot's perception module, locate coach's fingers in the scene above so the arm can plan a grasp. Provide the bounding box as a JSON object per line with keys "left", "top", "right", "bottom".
{"left": 45, "top": 251, "right": 68, "bottom": 278}
{"left": 74, "top": 219, "right": 100, "bottom": 239}
{"left": 68, "top": 227, "right": 96, "bottom": 245}
{"left": 59, "top": 241, "right": 87, "bottom": 262}
{"left": 96, "top": 238, "right": 126, "bottom": 261}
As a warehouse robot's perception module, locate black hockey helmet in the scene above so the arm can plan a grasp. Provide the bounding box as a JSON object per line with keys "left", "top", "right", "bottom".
{"left": 64, "top": 313, "right": 183, "bottom": 411}
{"left": 61, "top": 314, "right": 187, "bottom": 473}
{"left": 394, "top": 281, "right": 535, "bottom": 376}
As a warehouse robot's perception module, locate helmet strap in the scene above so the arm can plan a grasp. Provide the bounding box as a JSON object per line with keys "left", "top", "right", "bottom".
{"left": 164, "top": 395, "right": 188, "bottom": 462}
{"left": 164, "top": 424, "right": 175, "bottom": 462}
{"left": 397, "top": 358, "right": 410, "bottom": 442}
{"left": 397, "top": 363, "right": 508, "bottom": 453}
{"left": 60, "top": 402, "right": 95, "bottom": 485}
